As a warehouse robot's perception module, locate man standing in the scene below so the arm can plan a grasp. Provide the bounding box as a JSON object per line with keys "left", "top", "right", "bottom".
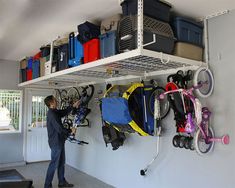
{"left": 44, "top": 95, "right": 80, "bottom": 188}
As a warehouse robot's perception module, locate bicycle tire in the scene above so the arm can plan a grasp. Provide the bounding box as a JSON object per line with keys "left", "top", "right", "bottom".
{"left": 148, "top": 86, "right": 170, "bottom": 120}
{"left": 54, "top": 89, "right": 62, "bottom": 109}
{"left": 67, "top": 87, "right": 80, "bottom": 103}
{"left": 82, "top": 85, "right": 95, "bottom": 106}
{"left": 193, "top": 67, "right": 214, "bottom": 98}
{"left": 194, "top": 127, "right": 215, "bottom": 155}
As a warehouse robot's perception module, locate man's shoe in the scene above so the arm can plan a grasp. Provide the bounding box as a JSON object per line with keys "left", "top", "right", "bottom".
{"left": 58, "top": 181, "right": 74, "bottom": 187}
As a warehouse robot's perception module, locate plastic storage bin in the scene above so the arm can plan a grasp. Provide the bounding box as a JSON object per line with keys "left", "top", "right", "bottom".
{"left": 58, "top": 44, "right": 69, "bottom": 71}
{"left": 83, "top": 39, "right": 100, "bottom": 63}
{"left": 26, "top": 69, "right": 32, "bottom": 81}
{"left": 99, "top": 31, "right": 117, "bottom": 58}
{"left": 121, "top": 0, "right": 171, "bottom": 22}
{"left": 32, "top": 60, "right": 40, "bottom": 79}
{"left": 118, "top": 15, "right": 175, "bottom": 54}
{"left": 171, "top": 17, "right": 203, "bottom": 46}
{"left": 100, "top": 14, "right": 122, "bottom": 34}
{"left": 174, "top": 42, "right": 203, "bottom": 61}
{"left": 68, "top": 32, "right": 84, "bottom": 67}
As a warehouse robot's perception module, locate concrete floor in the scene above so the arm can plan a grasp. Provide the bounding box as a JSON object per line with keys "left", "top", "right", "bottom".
{"left": 2, "top": 162, "right": 113, "bottom": 188}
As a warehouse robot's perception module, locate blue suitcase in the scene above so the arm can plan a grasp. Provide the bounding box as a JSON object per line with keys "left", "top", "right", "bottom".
{"left": 68, "top": 32, "right": 84, "bottom": 67}
{"left": 99, "top": 31, "right": 117, "bottom": 58}
{"left": 32, "top": 60, "right": 40, "bottom": 79}
{"left": 27, "top": 57, "right": 33, "bottom": 69}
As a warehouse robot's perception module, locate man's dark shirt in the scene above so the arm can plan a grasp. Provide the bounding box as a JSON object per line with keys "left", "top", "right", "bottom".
{"left": 46, "top": 107, "right": 72, "bottom": 148}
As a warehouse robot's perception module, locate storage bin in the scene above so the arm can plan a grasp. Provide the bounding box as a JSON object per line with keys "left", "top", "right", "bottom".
{"left": 40, "top": 56, "right": 49, "bottom": 77}
{"left": 20, "top": 69, "right": 27, "bottom": 83}
{"left": 99, "top": 31, "right": 117, "bottom": 58}
{"left": 83, "top": 39, "right": 100, "bottom": 63}
{"left": 40, "top": 45, "right": 50, "bottom": 57}
{"left": 118, "top": 15, "right": 175, "bottom": 54}
{"left": 20, "top": 58, "right": 28, "bottom": 69}
{"left": 121, "top": 0, "right": 171, "bottom": 22}
{"left": 171, "top": 17, "right": 203, "bottom": 46}
{"left": 58, "top": 44, "right": 69, "bottom": 71}
{"left": 68, "top": 32, "right": 84, "bottom": 67}
{"left": 174, "top": 42, "right": 203, "bottom": 61}
{"left": 33, "top": 51, "right": 41, "bottom": 61}
{"left": 26, "top": 69, "right": 33, "bottom": 81}
{"left": 27, "top": 57, "right": 33, "bottom": 69}
{"left": 32, "top": 60, "right": 40, "bottom": 79}
{"left": 100, "top": 14, "right": 122, "bottom": 34}
{"left": 44, "top": 61, "right": 51, "bottom": 76}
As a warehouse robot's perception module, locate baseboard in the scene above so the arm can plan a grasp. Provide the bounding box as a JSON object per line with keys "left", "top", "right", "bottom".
{"left": 0, "top": 161, "right": 26, "bottom": 169}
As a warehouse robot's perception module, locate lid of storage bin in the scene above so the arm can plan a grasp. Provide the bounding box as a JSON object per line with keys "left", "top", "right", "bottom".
{"left": 173, "top": 17, "right": 203, "bottom": 28}
{"left": 120, "top": 0, "right": 172, "bottom": 8}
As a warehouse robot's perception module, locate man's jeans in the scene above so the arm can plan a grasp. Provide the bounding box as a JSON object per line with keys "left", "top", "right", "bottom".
{"left": 44, "top": 145, "right": 65, "bottom": 188}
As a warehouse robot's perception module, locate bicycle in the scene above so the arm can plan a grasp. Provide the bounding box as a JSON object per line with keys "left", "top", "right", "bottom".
{"left": 159, "top": 81, "right": 229, "bottom": 155}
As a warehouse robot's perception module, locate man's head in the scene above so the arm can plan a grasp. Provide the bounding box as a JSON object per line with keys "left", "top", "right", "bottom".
{"left": 44, "top": 95, "right": 57, "bottom": 109}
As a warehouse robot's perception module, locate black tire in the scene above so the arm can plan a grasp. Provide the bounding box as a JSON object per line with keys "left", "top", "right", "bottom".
{"left": 178, "top": 136, "right": 185, "bottom": 148}
{"left": 148, "top": 86, "right": 170, "bottom": 119}
{"left": 172, "top": 135, "right": 180, "bottom": 148}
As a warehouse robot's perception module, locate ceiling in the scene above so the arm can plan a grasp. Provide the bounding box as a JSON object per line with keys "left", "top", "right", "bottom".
{"left": 0, "top": 0, "right": 235, "bottom": 61}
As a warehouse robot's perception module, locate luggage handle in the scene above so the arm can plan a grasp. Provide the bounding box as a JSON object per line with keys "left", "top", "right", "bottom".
{"left": 143, "top": 34, "right": 156, "bottom": 47}
{"left": 103, "top": 21, "right": 115, "bottom": 32}
{"left": 121, "top": 34, "right": 133, "bottom": 41}
{"left": 69, "top": 32, "right": 75, "bottom": 59}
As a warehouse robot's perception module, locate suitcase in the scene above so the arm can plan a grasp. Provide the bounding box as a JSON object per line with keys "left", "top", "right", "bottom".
{"left": 26, "top": 69, "right": 33, "bottom": 81}
{"left": 68, "top": 32, "right": 84, "bottom": 67}
{"left": 174, "top": 42, "right": 203, "bottom": 61}
{"left": 32, "top": 60, "right": 40, "bottom": 79}
{"left": 77, "top": 21, "right": 100, "bottom": 44}
{"left": 121, "top": 0, "right": 171, "bottom": 22}
{"left": 83, "top": 39, "right": 100, "bottom": 63}
{"left": 118, "top": 15, "right": 175, "bottom": 54}
{"left": 20, "top": 69, "right": 27, "bottom": 83}
{"left": 99, "top": 31, "right": 117, "bottom": 58}
{"left": 100, "top": 14, "right": 122, "bottom": 34}
{"left": 27, "top": 57, "right": 33, "bottom": 69}
{"left": 58, "top": 44, "right": 69, "bottom": 71}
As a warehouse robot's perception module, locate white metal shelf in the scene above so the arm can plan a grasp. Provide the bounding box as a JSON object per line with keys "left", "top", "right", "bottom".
{"left": 18, "top": 49, "right": 205, "bottom": 89}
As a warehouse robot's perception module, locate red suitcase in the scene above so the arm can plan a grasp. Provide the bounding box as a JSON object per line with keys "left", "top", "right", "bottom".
{"left": 26, "top": 69, "right": 33, "bottom": 81}
{"left": 83, "top": 39, "right": 100, "bottom": 63}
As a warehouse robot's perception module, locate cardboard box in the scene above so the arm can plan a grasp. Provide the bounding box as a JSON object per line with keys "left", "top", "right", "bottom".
{"left": 40, "top": 56, "right": 49, "bottom": 77}
{"left": 20, "top": 58, "right": 28, "bottom": 69}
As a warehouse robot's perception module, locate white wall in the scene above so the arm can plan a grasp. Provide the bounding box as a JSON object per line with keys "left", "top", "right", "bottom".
{"left": 65, "top": 12, "right": 235, "bottom": 188}
{"left": 0, "top": 60, "right": 24, "bottom": 165}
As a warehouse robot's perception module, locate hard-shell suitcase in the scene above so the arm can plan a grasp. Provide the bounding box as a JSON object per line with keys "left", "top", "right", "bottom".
{"left": 83, "top": 39, "right": 100, "bottom": 63}
{"left": 32, "top": 60, "right": 40, "bottom": 79}
{"left": 58, "top": 44, "right": 69, "bottom": 71}
{"left": 68, "top": 32, "right": 84, "bottom": 67}
{"left": 99, "top": 31, "right": 117, "bottom": 58}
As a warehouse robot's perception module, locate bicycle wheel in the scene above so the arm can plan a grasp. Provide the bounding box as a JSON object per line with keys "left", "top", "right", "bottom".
{"left": 67, "top": 87, "right": 80, "bottom": 103}
{"left": 77, "top": 118, "right": 90, "bottom": 127}
{"left": 54, "top": 89, "right": 62, "bottom": 109}
{"left": 193, "top": 67, "right": 214, "bottom": 98}
{"left": 194, "top": 127, "right": 215, "bottom": 155}
{"left": 81, "top": 85, "right": 95, "bottom": 106}
{"left": 148, "top": 87, "right": 170, "bottom": 119}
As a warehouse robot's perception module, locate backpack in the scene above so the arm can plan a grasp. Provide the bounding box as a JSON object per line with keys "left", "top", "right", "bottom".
{"left": 77, "top": 21, "right": 100, "bottom": 44}
{"left": 102, "top": 124, "right": 126, "bottom": 151}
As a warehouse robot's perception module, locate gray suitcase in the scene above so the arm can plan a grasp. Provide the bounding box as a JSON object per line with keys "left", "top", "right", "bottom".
{"left": 100, "top": 14, "right": 122, "bottom": 34}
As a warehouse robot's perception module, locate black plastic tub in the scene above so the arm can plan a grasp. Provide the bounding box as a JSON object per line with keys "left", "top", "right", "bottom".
{"left": 121, "top": 0, "right": 171, "bottom": 22}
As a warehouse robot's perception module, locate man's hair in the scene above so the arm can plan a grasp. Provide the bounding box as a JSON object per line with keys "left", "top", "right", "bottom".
{"left": 44, "top": 95, "right": 54, "bottom": 108}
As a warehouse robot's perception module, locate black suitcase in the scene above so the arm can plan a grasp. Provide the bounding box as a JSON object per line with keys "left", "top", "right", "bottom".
{"left": 58, "top": 44, "right": 69, "bottom": 71}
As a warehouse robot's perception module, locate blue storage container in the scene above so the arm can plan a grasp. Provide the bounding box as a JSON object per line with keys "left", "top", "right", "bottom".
{"left": 172, "top": 17, "right": 203, "bottom": 47}
{"left": 27, "top": 57, "right": 33, "bottom": 69}
{"left": 99, "top": 31, "right": 117, "bottom": 58}
{"left": 32, "top": 60, "right": 40, "bottom": 79}
{"left": 68, "top": 32, "right": 84, "bottom": 67}
{"left": 121, "top": 0, "right": 171, "bottom": 22}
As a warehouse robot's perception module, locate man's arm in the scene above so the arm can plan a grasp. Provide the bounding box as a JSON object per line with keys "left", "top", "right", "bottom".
{"left": 56, "top": 106, "right": 73, "bottom": 118}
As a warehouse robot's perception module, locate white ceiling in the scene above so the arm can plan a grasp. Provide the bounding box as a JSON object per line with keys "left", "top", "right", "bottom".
{"left": 0, "top": 0, "right": 235, "bottom": 61}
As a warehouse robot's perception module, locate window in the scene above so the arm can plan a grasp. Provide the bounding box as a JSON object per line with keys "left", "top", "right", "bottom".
{"left": 31, "top": 96, "right": 48, "bottom": 128}
{"left": 0, "top": 90, "right": 22, "bottom": 132}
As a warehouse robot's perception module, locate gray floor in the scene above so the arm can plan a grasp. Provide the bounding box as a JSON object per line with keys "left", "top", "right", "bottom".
{"left": 2, "top": 162, "right": 113, "bottom": 188}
